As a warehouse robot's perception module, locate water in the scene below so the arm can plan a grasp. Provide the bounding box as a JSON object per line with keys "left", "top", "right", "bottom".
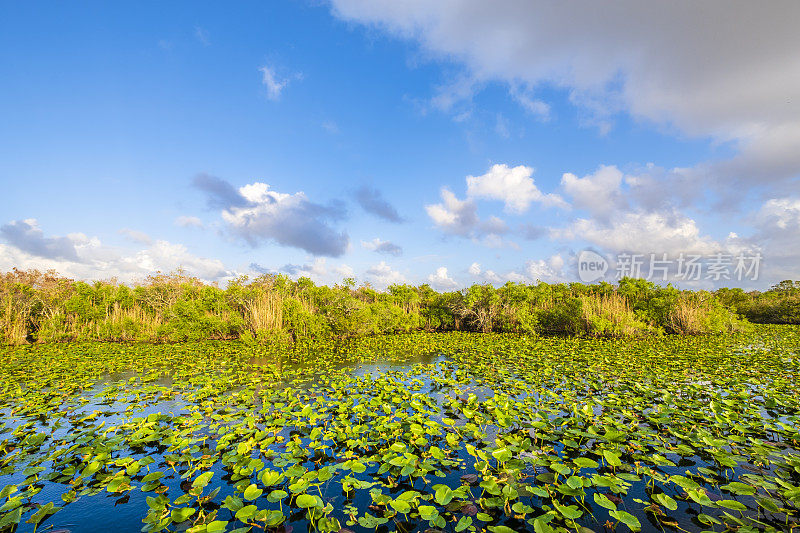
{"left": 1, "top": 330, "right": 799, "bottom": 532}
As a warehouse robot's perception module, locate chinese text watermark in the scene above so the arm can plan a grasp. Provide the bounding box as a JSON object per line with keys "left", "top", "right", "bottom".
{"left": 578, "top": 251, "right": 762, "bottom": 282}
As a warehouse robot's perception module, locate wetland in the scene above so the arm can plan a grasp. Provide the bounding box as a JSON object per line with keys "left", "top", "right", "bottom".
{"left": 1, "top": 326, "right": 799, "bottom": 533}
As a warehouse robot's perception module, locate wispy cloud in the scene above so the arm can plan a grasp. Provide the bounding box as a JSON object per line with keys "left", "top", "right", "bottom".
{"left": 258, "top": 64, "right": 301, "bottom": 100}
{"left": 119, "top": 228, "right": 152, "bottom": 245}
{"left": 322, "top": 120, "right": 340, "bottom": 134}
{"left": 194, "top": 26, "right": 210, "bottom": 46}
{"left": 361, "top": 238, "right": 402, "bottom": 256}
{"left": 175, "top": 215, "right": 204, "bottom": 229}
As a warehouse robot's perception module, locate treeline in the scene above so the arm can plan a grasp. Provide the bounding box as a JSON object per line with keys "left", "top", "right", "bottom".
{"left": 715, "top": 280, "right": 800, "bottom": 325}
{"left": 0, "top": 268, "right": 762, "bottom": 345}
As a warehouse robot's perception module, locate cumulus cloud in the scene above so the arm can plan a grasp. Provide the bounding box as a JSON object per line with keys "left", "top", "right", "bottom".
{"left": 127, "top": 241, "right": 228, "bottom": 280}
{"left": 354, "top": 185, "right": 404, "bottom": 223}
{"left": 466, "top": 164, "right": 567, "bottom": 212}
{"left": 427, "top": 266, "right": 459, "bottom": 290}
{"left": 175, "top": 215, "right": 204, "bottom": 228}
{"left": 330, "top": 1, "right": 800, "bottom": 191}
{"left": 545, "top": 165, "right": 797, "bottom": 286}
{"left": 525, "top": 255, "right": 565, "bottom": 283}
{"left": 736, "top": 197, "right": 800, "bottom": 281}
{"left": 193, "top": 176, "right": 349, "bottom": 257}
{"left": 361, "top": 238, "right": 403, "bottom": 256}
{"left": 426, "top": 164, "right": 566, "bottom": 245}
{"left": 425, "top": 188, "right": 510, "bottom": 242}
{"left": 365, "top": 261, "right": 405, "bottom": 287}
{"left": 425, "top": 189, "right": 476, "bottom": 236}
{"left": 0, "top": 219, "right": 228, "bottom": 282}
{"left": 560, "top": 165, "right": 626, "bottom": 219}
{"left": 553, "top": 210, "right": 721, "bottom": 257}
{"left": 333, "top": 263, "right": 355, "bottom": 278}
{"left": 757, "top": 197, "right": 800, "bottom": 230}
{"left": 0, "top": 219, "right": 81, "bottom": 262}
{"left": 466, "top": 256, "right": 563, "bottom": 285}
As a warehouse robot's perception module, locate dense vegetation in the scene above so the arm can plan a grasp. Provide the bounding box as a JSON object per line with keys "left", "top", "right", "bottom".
{"left": 715, "top": 280, "right": 800, "bottom": 325}
{"left": 0, "top": 326, "right": 798, "bottom": 532}
{"left": 0, "top": 269, "right": 756, "bottom": 345}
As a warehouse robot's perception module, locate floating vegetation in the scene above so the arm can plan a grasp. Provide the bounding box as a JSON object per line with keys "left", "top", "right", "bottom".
{"left": 1, "top": 326, "right": 799, "bottom": 532}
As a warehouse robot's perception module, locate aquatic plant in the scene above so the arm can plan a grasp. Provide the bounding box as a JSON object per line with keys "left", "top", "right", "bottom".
{"left": 0, "top": 326, "right": 798, "bottom": 532}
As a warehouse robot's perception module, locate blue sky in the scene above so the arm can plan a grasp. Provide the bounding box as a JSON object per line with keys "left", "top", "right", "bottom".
{"left": 1, "top": 1, "right": 798, "bottom": 289}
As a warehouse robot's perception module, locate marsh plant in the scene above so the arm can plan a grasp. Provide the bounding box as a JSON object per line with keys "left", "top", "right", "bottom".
{"left": 0, "top": 269, "right": 770, "bottom": 346}
{"left": 0, "top": 326, "right": 799, "bottom": 532}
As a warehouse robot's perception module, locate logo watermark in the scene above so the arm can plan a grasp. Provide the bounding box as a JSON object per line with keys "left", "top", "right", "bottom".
{"left": 577, "top": 251, "right": 762, "bottom": 282}
{"left": 577, "top": 250, "right": 609, "bottom": 282}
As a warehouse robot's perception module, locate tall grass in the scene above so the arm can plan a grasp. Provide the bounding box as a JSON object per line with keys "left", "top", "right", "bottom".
{"left": 0, "top": 269, "right": 762, "bottom": 344}
{"left": 246, "top": 292, "right": 284, "bottom": 333}
{"left": 666, "top": 294, "right": 744, "bottom": 335}
{"left": 580, "top": 293, "right": 650, "bottom": 337}
{"left": 105, "top": 302, "right": 162, "bottom": 340}
{"left": 1, "top": 298, "right": 28, "bottom": 344}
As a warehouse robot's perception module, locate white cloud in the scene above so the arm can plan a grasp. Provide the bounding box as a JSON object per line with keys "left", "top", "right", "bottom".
{"left": 554, "top": 210, "right": 721, "bottom": 257}
{"left": 365, "top": 261, "right": 406, "bottom": 287}
{"left": 334, "top": 263, "right": 355, "bottom": 278}
{"left": 425, "top": 188, "right": 475, "bottom": 234}
{"left": 465, "top": 255, "right": 564, "bottom": 285}
{"left": 259, "top": 65, "right": 292, "bottom": 100}
{"left": 425, "top": 188, "right": 514, "bottom": 246}
{"left": 175, "top": 215, "right": 204, "bottom": 228}
{"left": 0, "top": 219, "right": 228, "bottom": 282}
{"left": 466, "top": 164, "right": 567, "bottom": 212}
{"left": 128, "top": 241, "right": 228, "bottom": 280}
{"left": 560, "top": 165, "right": 625, "bottom": 219}
{"left": 757, "top": 197, "right": 800, "bottom": 230}
{"left": 427, "top": 266, "right": 459, "bottom": 290}
{"left": 330, "top": 1, "right": 800, "bottom": 190}
{"left": 524, "top": 256, "right": 564, "bottom": 283}
{"left": 425, "top": 188, "right": 476, "bottom": 234}
{"left": 742, "top": 197, "right": 800, "bottom": 280}
{"left": 193, "top": 177, "right": 348, "bottom": 257}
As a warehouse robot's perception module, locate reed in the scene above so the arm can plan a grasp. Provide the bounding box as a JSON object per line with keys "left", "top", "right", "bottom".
{"left": 1, "top": 298, "right": 28, "bottom": 344}
{"left": 580, "top": 293, "right": 649, "bottom": 337}
{"left": 247, "top": 291, "right": 284, "bottom": 333}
